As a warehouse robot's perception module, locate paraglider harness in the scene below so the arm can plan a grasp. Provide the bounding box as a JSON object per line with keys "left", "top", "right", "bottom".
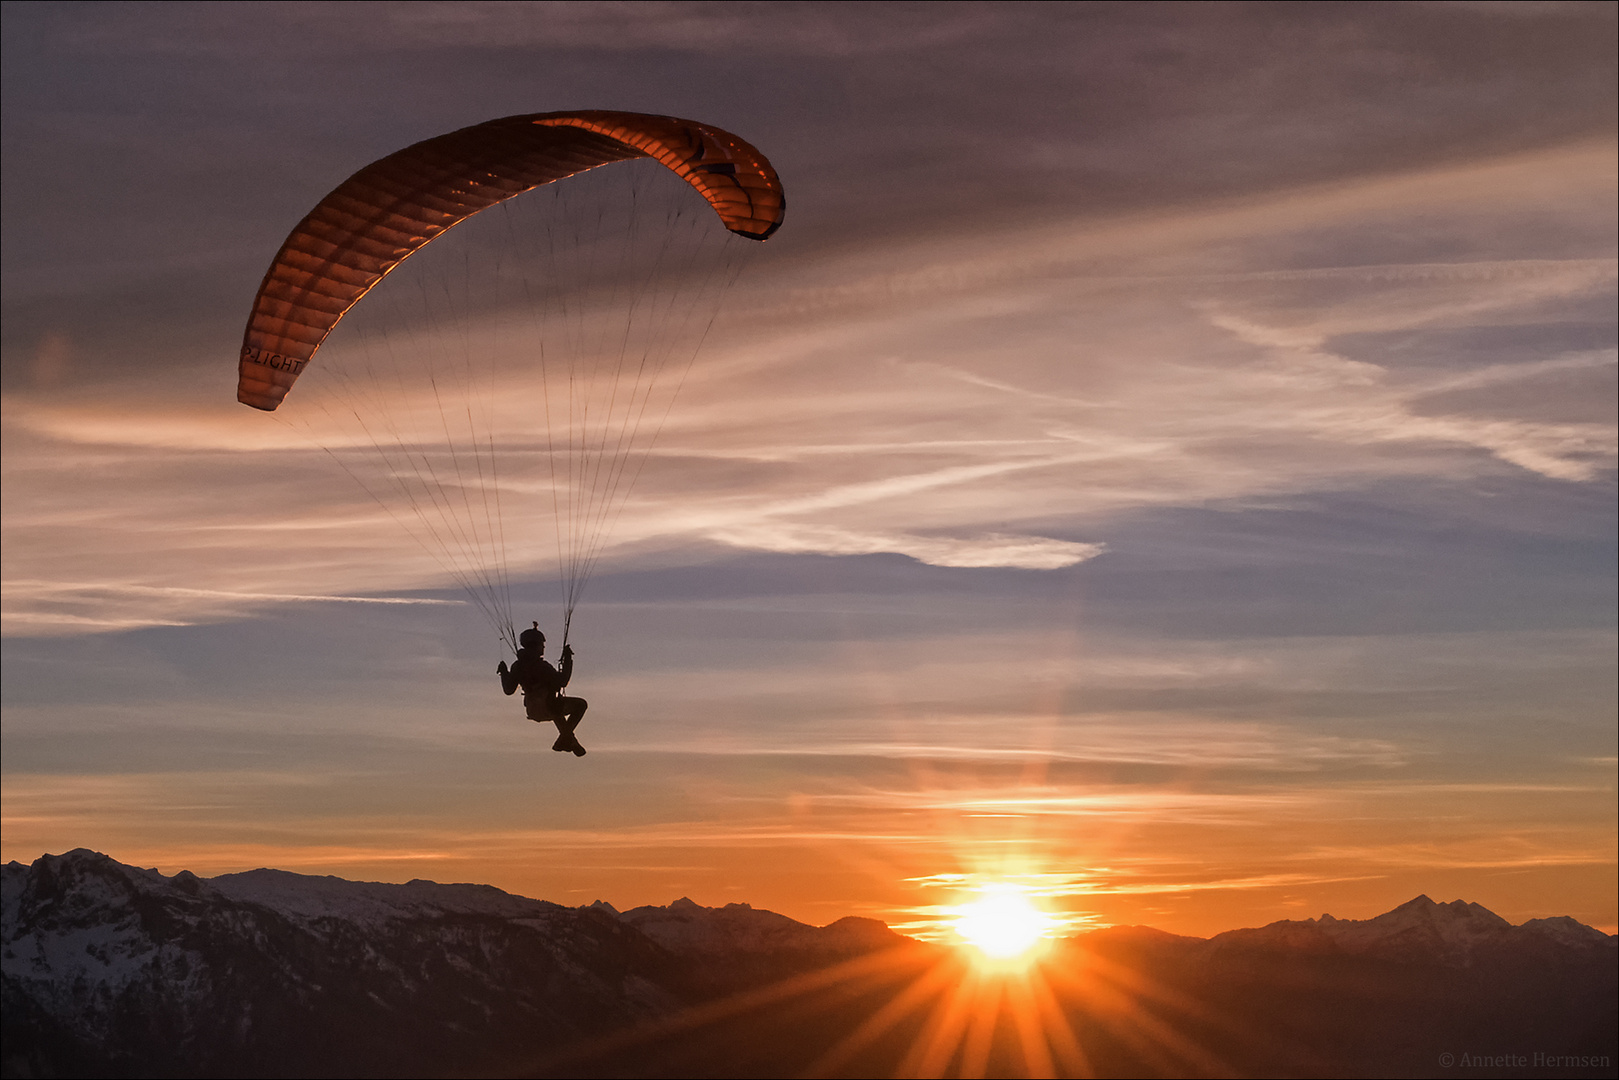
{"left": 499, "top": 623, "right": 573, "bottom": 721}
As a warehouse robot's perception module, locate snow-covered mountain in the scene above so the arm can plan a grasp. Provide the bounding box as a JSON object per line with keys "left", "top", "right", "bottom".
{"left": 1203, "top": 893, "right": 1617, "bottom": 965}
{"left": 1, "top": 849, "right": 909, "bottom": 1078}
{"left": 3, "top": 850, "right": 1613, "bottom": 1079}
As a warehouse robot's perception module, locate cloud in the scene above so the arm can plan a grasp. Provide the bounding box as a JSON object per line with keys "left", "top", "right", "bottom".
{"left": 1, "top": 580, "right": 461, "bottom": 635}
{"left": 45, "top": 2, "right": 1004, "bottom": 60}
{"left": 6, "top": 581, "right": 461, "bottom": 606}
{"left": 705, "top": 524, "right": 1103, "bottom": 570}
{"left": 3, "top": 141, "right": 1613, "bottom": 634}
{"left": 596, "top": 722, "right": 1405, "bottom": 772}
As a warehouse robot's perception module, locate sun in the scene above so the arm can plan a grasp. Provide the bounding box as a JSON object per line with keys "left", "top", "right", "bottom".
{"left": 954, "top": 886, "right": 1055, "bottom": 960}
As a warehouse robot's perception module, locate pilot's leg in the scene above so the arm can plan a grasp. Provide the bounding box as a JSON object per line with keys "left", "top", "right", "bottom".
{"left": 553, "top": 697, "right": 588, "bottom": 756}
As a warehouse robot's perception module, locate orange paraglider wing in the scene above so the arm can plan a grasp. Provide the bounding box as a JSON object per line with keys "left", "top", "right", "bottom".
{"left": 237, "top": 111, "right": 785, "bottom": 411}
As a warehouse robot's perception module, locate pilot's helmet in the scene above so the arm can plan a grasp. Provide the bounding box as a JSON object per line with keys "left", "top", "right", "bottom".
{"left": 519, "top": 627, "right": 545, "bottom": 651}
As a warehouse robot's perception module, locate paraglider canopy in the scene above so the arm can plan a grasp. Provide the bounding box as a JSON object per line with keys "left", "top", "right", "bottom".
{"left": 238, "top": 111, "right": 785, "bottom": 411}
{"left": 235, "top": 110, "right": 785, "bottom": 655}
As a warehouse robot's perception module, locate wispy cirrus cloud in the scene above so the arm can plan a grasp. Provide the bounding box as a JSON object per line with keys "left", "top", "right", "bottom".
{"left": 1, "top": 580, "right": 460, "bottom": 632}
{"left": 6, "top": 140, "right": 1612, "bottom": 634}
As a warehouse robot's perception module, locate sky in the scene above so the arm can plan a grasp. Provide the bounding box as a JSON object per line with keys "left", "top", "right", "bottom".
{"left": 2, "top": 1, "right": 1614, "bottom": 938}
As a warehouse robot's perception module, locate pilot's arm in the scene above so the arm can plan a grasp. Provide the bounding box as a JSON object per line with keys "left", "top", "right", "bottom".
{"left": 497, "top": 660, "right": 520, "bottom": 696}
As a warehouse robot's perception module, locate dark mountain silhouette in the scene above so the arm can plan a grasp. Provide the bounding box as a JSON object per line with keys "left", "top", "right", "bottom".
{"left": 3, "top": 850, "right": 1612, "bottom": 1079}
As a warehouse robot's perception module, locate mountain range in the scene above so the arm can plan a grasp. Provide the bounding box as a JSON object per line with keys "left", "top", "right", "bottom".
{"left": 4, "top": 850, "right": 1613, "bottom": 1078}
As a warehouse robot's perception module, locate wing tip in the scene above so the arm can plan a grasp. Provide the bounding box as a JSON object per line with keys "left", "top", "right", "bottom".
{"left": 729, "top": 218, "right": 783, "bottom": 241}
{"left": 237, "top": 378, "right": 288, "bottom": 412}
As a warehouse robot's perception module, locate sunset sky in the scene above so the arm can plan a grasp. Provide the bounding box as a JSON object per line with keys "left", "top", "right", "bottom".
{"left": 3, "top": 2, "right": 1614, "bottom": 938}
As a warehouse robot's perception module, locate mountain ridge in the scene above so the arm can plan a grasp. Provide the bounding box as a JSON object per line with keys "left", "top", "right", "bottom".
{"left": 4, "top": 849, "right": 1613, "bottom": 1079}
{"left": 13, "top": 847, "right": 1610, "bottom": 948}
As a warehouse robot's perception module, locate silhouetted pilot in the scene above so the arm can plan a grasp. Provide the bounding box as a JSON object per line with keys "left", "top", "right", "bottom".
{"left": 498, "top": 624, "right": 588, "bottom": 756}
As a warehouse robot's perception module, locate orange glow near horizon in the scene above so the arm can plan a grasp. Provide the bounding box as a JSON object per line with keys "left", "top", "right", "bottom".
{"left": 541, "top": 920, "right": 1236, "bottom": 1078}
